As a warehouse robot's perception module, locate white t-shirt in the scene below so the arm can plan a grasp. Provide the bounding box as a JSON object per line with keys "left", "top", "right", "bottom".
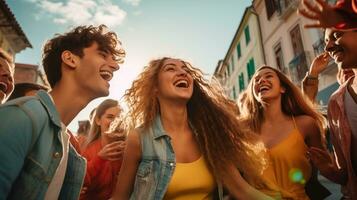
{"left": 44, "top": 123, "right": 70, "bottom": 200}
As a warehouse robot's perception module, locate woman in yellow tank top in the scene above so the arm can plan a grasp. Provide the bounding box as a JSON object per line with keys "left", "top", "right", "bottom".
{"left": 240, "top": 66, "right": 330, "bottom": 199}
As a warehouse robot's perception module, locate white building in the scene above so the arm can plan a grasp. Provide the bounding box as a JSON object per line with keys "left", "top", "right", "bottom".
{"left": 214, "top": 6, "right": 265, "bottom": 101}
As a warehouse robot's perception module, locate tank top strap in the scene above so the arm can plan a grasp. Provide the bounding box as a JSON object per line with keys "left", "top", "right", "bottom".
{"left": 291, "top": 116, "right": 297, "bottom": 129}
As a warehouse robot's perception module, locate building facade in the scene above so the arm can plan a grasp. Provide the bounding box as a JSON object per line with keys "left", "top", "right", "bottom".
{"left": 253, "top": 0, "right": 338, "bottom": 106}
{"left": 14, "top": 63, "right": 50, "bottom": 87}
{"left": 0, "top": 0, "right": 32, "bottom": 58}
{"left": 214, "top": 6, "right": 265, "bottom": 101}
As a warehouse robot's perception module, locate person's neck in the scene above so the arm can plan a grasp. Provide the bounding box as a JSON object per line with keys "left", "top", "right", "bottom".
{"left": 261, "top": 98, "right": 286, "bottom": 125}
{"left": 159, "top": 100, "right": 190, "bottom": 136}
{"left": 49, "top": 82, "right": 93, "bottom": 126}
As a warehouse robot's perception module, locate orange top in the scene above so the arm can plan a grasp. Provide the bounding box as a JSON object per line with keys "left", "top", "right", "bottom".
{"left": 80, "top": 138, "right": 122, "bottom": 200}
{"left": 254, "top": 119, "right": 312, "bottom": 200}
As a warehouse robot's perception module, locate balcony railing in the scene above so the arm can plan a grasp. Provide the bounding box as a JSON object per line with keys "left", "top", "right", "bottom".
{"left": 277, "top": 0, "right": 299, "bottom": 19}
{"left": 288, "top": 51, "right": 310, "bottom": 85}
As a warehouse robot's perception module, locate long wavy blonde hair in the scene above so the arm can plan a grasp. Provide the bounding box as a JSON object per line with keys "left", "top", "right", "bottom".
{"left": 124, "top": 57, "right": 267, "bottom": 181}
{"left": 241, "top": 65, "right": 326, "bottom": 142}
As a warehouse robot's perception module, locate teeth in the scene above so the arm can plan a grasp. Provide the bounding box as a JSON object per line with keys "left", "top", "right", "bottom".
{"left": 0, "top": 82, "right": 7, "bottom": 93}
{"left": 175, "top": 80, "right": 188, "bottom": 88}
{"left": 99, "top": 71, "right": 113, "bottom": 81}
{"left": 259, "top": 86, "right": 269, "bottom": 92}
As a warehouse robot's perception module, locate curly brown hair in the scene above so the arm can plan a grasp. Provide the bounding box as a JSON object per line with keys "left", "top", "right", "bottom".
{"left": 124, "top": 57, "right": 267, "bottom": 181}
{"left": 42, "top": 24, "right": 125, "bottom": 88}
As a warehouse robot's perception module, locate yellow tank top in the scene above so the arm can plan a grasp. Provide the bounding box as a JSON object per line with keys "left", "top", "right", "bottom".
{"left": 257, "top": 118, "right": 312, "bottom": 200}
{"left": 163, "top": 156, "right": 216, "bottom": 200}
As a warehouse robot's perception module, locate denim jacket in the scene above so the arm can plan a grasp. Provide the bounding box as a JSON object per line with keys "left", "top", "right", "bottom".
{"left": 0, "top": 90, "right": 86, "bottom": 200}
{"left": 130, "top": 115, "right": 223, "bottom": 200}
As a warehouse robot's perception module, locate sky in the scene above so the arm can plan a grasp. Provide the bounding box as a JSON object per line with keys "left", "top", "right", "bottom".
{"left": 7, "top": 0, "right": 251, "bottom": 131}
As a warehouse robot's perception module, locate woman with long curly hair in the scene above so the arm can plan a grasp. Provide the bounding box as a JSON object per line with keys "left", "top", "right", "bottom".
{"left": 240, "top": 65, "right": 329, "bottom": 199}
{"left": 111, "top": 57, "right": 273, "bottom": 200}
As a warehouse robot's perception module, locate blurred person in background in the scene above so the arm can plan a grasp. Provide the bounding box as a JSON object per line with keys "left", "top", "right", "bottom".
{"left": 0, "top": 48, "right": 14, "bottom": 105}
{"left": 80, "top": 99, "right": 126, "bottom": 200}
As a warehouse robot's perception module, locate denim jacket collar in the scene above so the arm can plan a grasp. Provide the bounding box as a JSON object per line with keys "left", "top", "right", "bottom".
{"left": 36, "top": 90, "right": 62, "bottom": 128}
{"left": 153, "top": 115, "right": 169, "bottom": 140}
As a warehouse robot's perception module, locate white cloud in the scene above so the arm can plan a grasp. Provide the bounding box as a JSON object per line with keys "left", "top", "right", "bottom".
{"left": 30, "top": 0, "right": 127, "bottom": 28}
{"left": 123, "top": 0, "right": 141, "bottom": 6}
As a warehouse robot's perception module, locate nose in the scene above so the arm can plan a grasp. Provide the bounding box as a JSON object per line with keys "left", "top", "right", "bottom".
{"left": 324, "top": 39, "right": 337, "bottom": 53}
{"left": 257, "top": 77, "right": 266, "bottom": 85}
{"left": 108, "top": 57, "right": 120, "bottom": 72}
{"left": 177, "top": 68, "right": 188, "bottom": 76}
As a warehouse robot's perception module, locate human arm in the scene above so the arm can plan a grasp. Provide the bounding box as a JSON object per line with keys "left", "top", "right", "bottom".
{"left": 0, "top": 106, "right": 34, "bottom": 199}
{"left": 298, "top": 115, "right": 347, "bottom": 184}
{"left": 222, "top": 165, "right": 274, "bottom": 200}
{"left": 298, "top": 0, "right": 357, "bottom": 29}
{"left": 111, "top": 130, "right": 141, "bottom": 200}
{"left": 301, "top": 53, "right": 329, "bottom": 103}
{"left": 83, "top": 140, "right": 125, "bottom": 187}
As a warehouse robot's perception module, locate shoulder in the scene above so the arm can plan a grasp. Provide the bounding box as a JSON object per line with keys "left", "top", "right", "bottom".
{"left": 295, "top": 115, "right": 319, "bottom": 137}
{"left": 127, "top": 129, "right": 141, "bottom": 147}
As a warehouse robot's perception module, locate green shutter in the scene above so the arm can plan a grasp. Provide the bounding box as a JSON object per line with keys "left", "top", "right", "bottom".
{"left": 239, "top": 73, "right": 245, "bottom": 91}
{"left": 247, "top": 58, "right": 255, "bottom": 81}
{"left": 245, "top": 26, "right": 250, "bottom": 44}
{"left": 233, "top": 86, "right": 237, "bottom": 99}
{"left": 237, "top": 43, "right": 241, "bottom": 58}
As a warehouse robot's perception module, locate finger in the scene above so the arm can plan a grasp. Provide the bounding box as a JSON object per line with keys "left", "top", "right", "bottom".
{"left": 302, "top": 0, "right": 321, "bottom": 14}
{"left": 298, "top": 9, "right": 319, "bottom": 20}
{"left": 304, "top": 23, "right": 324, "bottom": 29}
{"left": 315, "top": 0, "right": 328, "bottom": 9}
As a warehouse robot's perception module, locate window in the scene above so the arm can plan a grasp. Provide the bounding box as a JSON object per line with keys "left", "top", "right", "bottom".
{"left": 230, "top": 56, "right": 235, "bottom": 72}
{"left": 274, "top": 43, "right": 285, "bottom": 72}
{"left": 244, "top": 26, "right": 251, "bottom": 45}
{"left": 247, "top": 58, "right": 255, "bottom": 81}
{"left": 290, "top": 24, "right": 304, "bottom": 56}
{"left": 265, "top": 0, "right": 278, "bottom": 20}
{"left": 232, "top": 86, "right": 237, "bottom": 99}
{"left": 238, "top": 73, "right": 245, "bottom": 91}
{"left": 237, "top": 43, "right": 242, "bottom": 59}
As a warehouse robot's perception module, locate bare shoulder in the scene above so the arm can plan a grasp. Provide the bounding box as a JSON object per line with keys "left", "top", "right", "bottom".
{"left": 126, "top": 129, "right": 142, "bottom": 157}
{"left": 294, "top": 115, "right": 319, "bottom": 137}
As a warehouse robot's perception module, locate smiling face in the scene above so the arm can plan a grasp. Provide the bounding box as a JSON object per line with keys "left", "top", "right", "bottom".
{"left": 0, "top": 57, "right": 14, "bottom": 104}
{"left": 75, "top": 42, "right": 119, "bottom": 98}
{"left": 156, "top": 58, "right": 194, "bottom": 103}
{"left": 95, "top": 105, "right": 121, "bottom": 134}
{"left": 324, "top": 29, "right": 357, "bottom": 69}
{"left": 252, "top": 68, "right": 285, "bottom": 103}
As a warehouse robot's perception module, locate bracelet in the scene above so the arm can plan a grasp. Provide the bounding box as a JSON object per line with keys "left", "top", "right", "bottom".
{"left": 306, "top": 73, "right": 318, "bottom": 80}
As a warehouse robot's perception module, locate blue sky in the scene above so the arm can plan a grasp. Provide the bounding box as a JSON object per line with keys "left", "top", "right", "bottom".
{"left": 7, "top": 0, "right": 251, "bottom": 131}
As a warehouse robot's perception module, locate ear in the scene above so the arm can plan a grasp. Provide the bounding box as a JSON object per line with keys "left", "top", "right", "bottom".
{"left": 95, "top": 116, "right": 101, "bottom": 126}
{"left": 61, "top": 50, "right": 78, "bottom": 69}
{"left": 280, "top": 86, "right": 286, "bottom": 94}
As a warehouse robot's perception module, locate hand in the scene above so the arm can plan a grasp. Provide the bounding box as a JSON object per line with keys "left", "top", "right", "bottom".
{"left": 309, "top": 52, "right": 330, "bottom": 77}
{"left": 307, "top": 147, "right": 335, "bottom": 172}
{"left": 98, "top": 141, "right": 126, "bottom": 161}
{"left": 298, "top": 0, "right": 344, "bottom": 28}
